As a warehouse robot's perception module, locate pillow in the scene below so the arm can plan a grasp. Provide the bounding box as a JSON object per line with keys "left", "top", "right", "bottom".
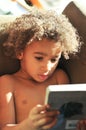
{"left": 62, "top": 1, "right": 86, "bottom": 83}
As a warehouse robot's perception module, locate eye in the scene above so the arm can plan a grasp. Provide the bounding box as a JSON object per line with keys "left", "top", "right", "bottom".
{"left": 51, "top": 58, "right": 57, "bottom": 63}
{"left": 35, "top": 57, "right": 43, "bottom": 61}
{"left": 51, "top": 55, "right": 61, "bottom": 63}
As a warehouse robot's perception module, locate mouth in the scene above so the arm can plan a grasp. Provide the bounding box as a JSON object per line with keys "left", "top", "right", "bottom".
{"left": 38, "top": 74, "right": 48, "bottom": 81}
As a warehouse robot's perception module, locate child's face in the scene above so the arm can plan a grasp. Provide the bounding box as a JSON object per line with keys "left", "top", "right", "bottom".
{"left": 18, "top": 38, "right": 62, "bottom": 82}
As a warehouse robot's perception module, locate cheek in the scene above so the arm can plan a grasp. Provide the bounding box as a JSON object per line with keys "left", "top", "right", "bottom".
{"left": 49, "top": 62, "right": 58, "bottom": 72}
{"left": 53, "top": 63, "right": 58, "bottom": 69}
{"left": 24, "top": 58, "right": 37, "bottom": 71}
{"left": 53, "top": 61, "right": 59, "bottom": 70}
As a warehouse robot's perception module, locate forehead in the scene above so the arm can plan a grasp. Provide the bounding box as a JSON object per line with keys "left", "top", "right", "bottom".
{"left": 26, "top": 38, "right": 62, "bottom": 55}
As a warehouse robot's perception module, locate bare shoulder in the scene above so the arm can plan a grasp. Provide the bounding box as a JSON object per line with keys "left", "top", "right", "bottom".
{"left": 55, "top": 69, "right": 70, "bottom": 84}
{"left": 0, "top": 74, "right": 14, "bottom": 91}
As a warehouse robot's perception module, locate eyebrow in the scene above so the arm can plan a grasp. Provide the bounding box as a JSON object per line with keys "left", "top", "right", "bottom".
{"left": 34, "top": 52, "right": 61, "bottom": 58}
{"left": 34, "top": 52, "right": 47, "bottom": 56}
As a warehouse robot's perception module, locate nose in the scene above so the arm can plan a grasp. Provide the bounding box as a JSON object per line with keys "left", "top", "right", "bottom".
{"left": 40, "top": 61, "right": 52, "bottom": 73}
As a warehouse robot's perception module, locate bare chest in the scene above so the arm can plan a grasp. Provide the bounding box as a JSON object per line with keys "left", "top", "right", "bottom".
{"left": 13, "top": 74, "right": 57, "bottom": 123}
{"left": 14, "top": 84, "right": 46, "bottom": 122}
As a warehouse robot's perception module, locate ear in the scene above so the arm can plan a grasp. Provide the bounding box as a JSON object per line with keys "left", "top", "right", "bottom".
{"left": 16, "top": 52, "right": 23, "bottom": 60}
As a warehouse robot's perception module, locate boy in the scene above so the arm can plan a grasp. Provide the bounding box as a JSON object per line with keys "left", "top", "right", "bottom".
{"left": 0, "top": 8, "right": 84, "bottom": 130}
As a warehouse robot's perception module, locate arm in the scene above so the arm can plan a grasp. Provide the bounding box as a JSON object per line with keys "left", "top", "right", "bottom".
{"left": 0, "top": 75, "right": 29, "bottom": 130}
{"left": 0, "top": 75, "right": 15, "bottom": 124}
{"left": 0, "top": 75, "right": 17, "bottom": 130}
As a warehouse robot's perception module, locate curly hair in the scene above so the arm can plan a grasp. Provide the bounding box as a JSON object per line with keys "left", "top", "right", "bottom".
{"left": 1, "top": 7, "right": 82, "bottom": 59}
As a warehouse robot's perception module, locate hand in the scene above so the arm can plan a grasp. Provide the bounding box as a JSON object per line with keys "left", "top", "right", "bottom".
{"left": 77, "top": 120, "right": 86, "bottom": 130}
{"left": 27, "top": 104, "right": 60, "bottom": 130}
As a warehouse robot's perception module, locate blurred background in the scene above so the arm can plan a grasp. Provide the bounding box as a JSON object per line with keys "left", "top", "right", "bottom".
{"left": 0, "top": 0, "right": 86, "bottom": 15}
{"left": 0, "top": 0, "right": 29, "bottom": 15}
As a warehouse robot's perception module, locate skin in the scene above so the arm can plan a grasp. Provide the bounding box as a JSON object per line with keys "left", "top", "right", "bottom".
{"left": 0, "top": 38, "right": 71, "bottom": 130}
{"left": 77, "top": 120, "right": 86, "bottom": 130}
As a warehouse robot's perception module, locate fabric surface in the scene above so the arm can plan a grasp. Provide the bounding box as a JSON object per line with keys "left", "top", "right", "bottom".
{"left": 62, "top": 2, "right": 86, "bottom": 83}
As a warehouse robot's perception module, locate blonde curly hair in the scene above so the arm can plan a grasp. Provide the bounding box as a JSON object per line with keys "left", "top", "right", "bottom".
{"left": 1, "top": 8, "right": 82, "bottom": 59}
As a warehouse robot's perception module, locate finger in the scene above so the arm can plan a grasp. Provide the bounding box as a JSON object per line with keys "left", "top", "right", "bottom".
{"left": 29, "top": 105, "right": 49, "bottom": 122}
{"left": 46, "top": 110, "right": 60, "bottom": 117}
{"left": 40, "top": 110, "right": 59, "bottom": 120}
{"left": 41, "top": 117, "right": 57, "bottom": 130}
{"left": 36, "top": 108, "right": 59, "bottom": 121}
{"left": 32, "top": 104, "right": 47, "bottom": 115}
{"left": 77, "top": 120, "right": 86, "bottom": 130}
{"left": 28, "top": 115, "right": 55, "bottom": 129}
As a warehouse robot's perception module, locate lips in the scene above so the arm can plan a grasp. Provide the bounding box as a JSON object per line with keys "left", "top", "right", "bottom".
{"left": 38, "top": 74, "right": 48, "bottom": 81}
